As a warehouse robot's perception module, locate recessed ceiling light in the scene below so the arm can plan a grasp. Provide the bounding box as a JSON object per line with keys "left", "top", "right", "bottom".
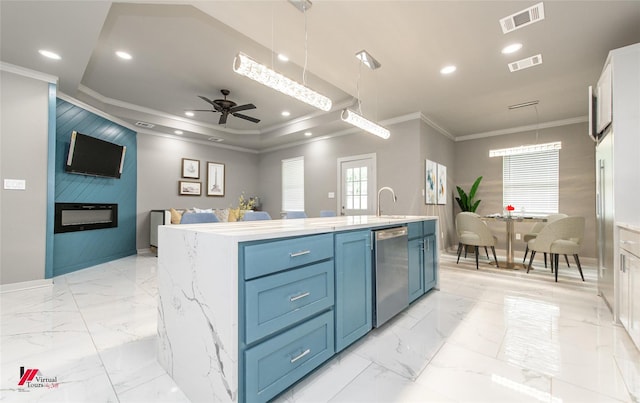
{"left": 185, "top": 111, "right": 194, "bottom": 117}
{"left": 174, "top": 130, "right": 183, "bottom": 135}
{"left": 440, "top": 65, "right": 457, "bottom": 75}
{"left": 38, "top": 49, "right": 61, "bottom": 60}
{"left": 278, "top": 53, "right": 289, "bottom": 62}
{"left": 502, "top": 43, "right": 523, "bottom": 54}
{"left": 115, "top": 51, "right": 132, "bottom": 60}
{"left": 304, "top": 132, "right": 312, "bottom": 137}
{"left": 281, "top": 111, "right": 291, "bottom": 117}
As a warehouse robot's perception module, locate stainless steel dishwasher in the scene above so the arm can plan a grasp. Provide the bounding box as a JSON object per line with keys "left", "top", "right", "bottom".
{"left": 373, "top": 226, "right": 409, "bottom": 327}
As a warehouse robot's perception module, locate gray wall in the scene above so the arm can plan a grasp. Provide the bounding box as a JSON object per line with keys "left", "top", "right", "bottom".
{"left": 257, "top": 119, "right": 424, "bottom": 219}
{"left": 1, "top": 70, "right": 50, "bottom": 284}
{"left": 136, "top": 134, "right": 260, "bottom": 248}
{"left": 256, "top": 118, "right": 458, "bottom": 253}
{"left": 453, "top": 122, "right": 596, "bottom": 258}
{"left": 419, "top": 120, "right": 456, "bottom": 250}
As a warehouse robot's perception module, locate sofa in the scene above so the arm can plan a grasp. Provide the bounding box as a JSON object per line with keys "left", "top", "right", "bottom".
{"left": 149, "top": 207, "right": 240, "bottom": 253}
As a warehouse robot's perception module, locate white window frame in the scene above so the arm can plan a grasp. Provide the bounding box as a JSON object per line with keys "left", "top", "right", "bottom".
{"left": 502, "top": 149, "right": 560, "bottom": 215}
{"left": 282, "top": 156, "right": 304, "bottom": 212}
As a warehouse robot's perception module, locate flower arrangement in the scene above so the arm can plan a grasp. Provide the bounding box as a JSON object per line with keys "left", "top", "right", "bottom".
{"left": 232, "top": 192, "right": 258, "bottom": 221}
{"left": 238, "top": 193, "right": 256, "bottom": 211}
{"left": 505, "top": 204, "right": 515, "bottom": 217}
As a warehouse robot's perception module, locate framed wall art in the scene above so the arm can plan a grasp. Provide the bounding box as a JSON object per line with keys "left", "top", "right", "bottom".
{"left": 437, "top": 163, "right": 447, "bottom": 205}
{"left": 425, "top": 159, "right": 437, "bottom": 204}
{"left": 182, "top": 158, "right": 200, "bottom": 179}
{"left": 179, "top": 180, "right": 201, "bottom": 196}
{"left": 207, "top": 162, "right": 225, "bottom": 197}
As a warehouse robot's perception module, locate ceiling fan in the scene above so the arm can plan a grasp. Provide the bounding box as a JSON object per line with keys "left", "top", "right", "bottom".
{"left": 193, "top": 89, "right": 260, "bottom": 124}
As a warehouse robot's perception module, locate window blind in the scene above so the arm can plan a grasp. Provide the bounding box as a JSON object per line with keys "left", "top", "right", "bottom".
{"left": 503, "top": 149, "right": 559, "bottom": 214}
{"left": 282, "top": 156, "right": 304, "bottom": 212}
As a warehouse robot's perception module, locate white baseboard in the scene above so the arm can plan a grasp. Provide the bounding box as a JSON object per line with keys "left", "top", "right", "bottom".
{"left": 0, "top": 278, "right": 53, "bottom": 294}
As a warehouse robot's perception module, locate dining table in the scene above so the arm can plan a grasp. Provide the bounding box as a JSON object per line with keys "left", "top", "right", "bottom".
{"left": 482, "top": 215, "right": 547, "bottom": 269}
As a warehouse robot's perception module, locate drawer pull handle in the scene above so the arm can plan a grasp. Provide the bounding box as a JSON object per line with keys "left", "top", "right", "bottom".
{"left": 290, "top": 292, "right": 310, "bottom": 302}
{"left": 290, "top": 348, "right": 311, "bottom": 363}
{"left": 289, "top": 250, "right": 311, "bottom": 258}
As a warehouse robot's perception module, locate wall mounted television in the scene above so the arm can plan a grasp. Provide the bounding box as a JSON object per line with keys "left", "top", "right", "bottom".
{"left": 65, "top": 131, "right": 126, "bottom": 178}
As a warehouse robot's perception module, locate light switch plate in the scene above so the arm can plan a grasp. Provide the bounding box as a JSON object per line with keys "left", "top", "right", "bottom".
{"left": 4, "top": 179, "right": 26, "bottom": 190}
{"left": 328, "top": 192, "right": 335, "bottom": 199}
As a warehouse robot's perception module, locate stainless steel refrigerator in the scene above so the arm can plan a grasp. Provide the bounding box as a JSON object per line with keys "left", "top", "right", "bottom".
{"left": 596, "top": 129, "right": 615, "bottom": 311}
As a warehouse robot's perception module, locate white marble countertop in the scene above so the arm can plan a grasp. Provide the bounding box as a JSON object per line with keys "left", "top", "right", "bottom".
{"left": 161, "top": 215, "right": 436, "bottom": 242}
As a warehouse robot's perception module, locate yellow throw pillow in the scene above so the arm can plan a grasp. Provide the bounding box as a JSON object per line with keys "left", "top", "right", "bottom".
{"left": 170, "top": 208, "right": 183, "bottom": 224}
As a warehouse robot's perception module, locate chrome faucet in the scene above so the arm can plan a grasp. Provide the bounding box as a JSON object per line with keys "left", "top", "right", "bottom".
{"left": 377, "top": 187, "right": 397, "bottom": 216}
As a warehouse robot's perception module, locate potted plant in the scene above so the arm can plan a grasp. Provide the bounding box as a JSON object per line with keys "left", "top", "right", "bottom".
{"left": 455, "top": 176, "right": 482, "bottom": 212}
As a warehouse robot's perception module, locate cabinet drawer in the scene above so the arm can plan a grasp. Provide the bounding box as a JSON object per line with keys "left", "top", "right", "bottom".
{"left": 245, "top": 261, "right": 334, "bottom": 344}
{"left": 242, "top": 234, "right": 333, "bottom": 279}
{"left": 407, "top": 222, "right": 422, "bottom": 239}
{"left": 423, "top": 220, "right": 436, "bottom": 235}
{"left": 244, "top": 310, "right": 334, "bottom": 403}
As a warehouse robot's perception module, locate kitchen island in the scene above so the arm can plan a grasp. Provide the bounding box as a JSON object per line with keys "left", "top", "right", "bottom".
{"left": 157, "top": 215, "right": 438, "bottom": 403}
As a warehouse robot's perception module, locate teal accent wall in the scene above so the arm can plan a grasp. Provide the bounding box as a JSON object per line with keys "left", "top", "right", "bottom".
{"left": 53, "top": 99, "right": 137, "bottom": 276}
{"left": 45, "top": 83, "right": 56, "bottom": 279}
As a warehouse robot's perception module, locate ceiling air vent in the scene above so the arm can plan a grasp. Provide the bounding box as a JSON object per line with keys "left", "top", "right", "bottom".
{"left": 500, "top": 2, "right": 545, "bottom": 34}
{"left": 508, "top": 54, "right": 543, "bottom": 72}
{"left": 207, "top": 137, "right": 224, "bottom": 142}
{"left": 135, "top": 121, "right": 155, "bottom": 128}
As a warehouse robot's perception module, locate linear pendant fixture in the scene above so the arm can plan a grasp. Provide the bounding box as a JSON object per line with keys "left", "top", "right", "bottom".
{"left": 341, "top": 109, "right": 390, "bottom": 139}
{"left": 233, "top": 52, "right": 332, "bottom": 112}
{"left": 489, "top": 141, "right": 562, "bottom": 157}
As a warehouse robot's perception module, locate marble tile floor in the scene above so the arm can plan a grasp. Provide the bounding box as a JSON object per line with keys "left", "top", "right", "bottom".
{"left": 1, "top": 251, "right": 638, "bottom": 402}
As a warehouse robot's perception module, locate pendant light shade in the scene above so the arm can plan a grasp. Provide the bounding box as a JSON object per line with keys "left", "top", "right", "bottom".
{"left": 233, "top": 52, "right": 332, "bottom": 112}
{"left": 341, "top": 109, "right": 390, "bottom": 139}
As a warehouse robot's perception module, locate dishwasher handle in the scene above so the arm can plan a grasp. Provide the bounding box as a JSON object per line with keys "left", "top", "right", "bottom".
{"left": 375, "top": 227, "right": 408, "bottom": 241}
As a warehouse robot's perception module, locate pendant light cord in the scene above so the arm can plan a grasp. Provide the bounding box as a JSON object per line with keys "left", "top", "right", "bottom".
{"left": 302, "top": 4, "right": 308, "bottom": 86}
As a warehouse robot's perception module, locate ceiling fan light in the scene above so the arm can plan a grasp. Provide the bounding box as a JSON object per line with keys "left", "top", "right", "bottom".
{"left": 233, "top": 52, "right": 332, "bottom": 112}
{"left": 341, "top": 109, "right": 390, "bottom": 139}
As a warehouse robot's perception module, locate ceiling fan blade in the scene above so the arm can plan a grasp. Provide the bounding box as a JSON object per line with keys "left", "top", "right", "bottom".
{"left": 229, "top": 103, "right": 256, "bottom": 113}
{"left": 219, "top": 112, "right": 229, "bottom": 125}
{"left": 198, "top": 96, "right": 223, "bottom": 112}
{"left": 191, "top": 109, "right": 219, "bottom": 112}
{"left": 233, "top": 113, "right": 260, "bottom": 123}
{"left": 198, "top": 95, "right": 216, "bottom": 106}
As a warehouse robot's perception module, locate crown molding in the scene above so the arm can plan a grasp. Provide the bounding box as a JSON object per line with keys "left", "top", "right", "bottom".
{"left": 456, "top": 116, "right": 588, "bottom": 142}
{"left": 77, "top": 85, "right": 260, "bottom": 135}
{"left": 0, "top": 62, "right": 58, "bottom": 84}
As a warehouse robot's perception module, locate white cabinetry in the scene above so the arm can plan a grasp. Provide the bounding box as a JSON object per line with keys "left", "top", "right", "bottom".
{"left": 619, "top": 226, "right": 640, "bottom": 349}
{"left": 596, "top": 62, "right": 612, "bottom": 133}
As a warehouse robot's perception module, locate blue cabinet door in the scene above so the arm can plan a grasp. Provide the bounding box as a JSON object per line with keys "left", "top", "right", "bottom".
{"left": 424, "top": 234, "right": 437, "bottom": 291}
{"left": 408, "top": 238, "right": 424, "bottom": 303}
{"left": 334, "top": 230, "right": 372, "bottom": 352}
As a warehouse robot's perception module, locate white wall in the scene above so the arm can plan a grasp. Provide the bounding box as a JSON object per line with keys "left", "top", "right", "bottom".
{"left": 0, "top": 70, "right": 50, "bottom": 284}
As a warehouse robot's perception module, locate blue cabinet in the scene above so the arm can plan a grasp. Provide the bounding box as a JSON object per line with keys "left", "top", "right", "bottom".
{"left": 408, "top": 220, "right": 438, "bottom": 303}
{"left": 239, "top": 234, "right": 335, "bottom": 403}
{"left": 423, "top": 220, "right": 438, "bottom": 292}
{"left": 244, "top": 310, "right": 334, "bottom": 403}
{"left": 334, "top": 230, "right": 372, "bottom": 352}
{"left": 408, "top": 237, "right": 424, "bottom": 303}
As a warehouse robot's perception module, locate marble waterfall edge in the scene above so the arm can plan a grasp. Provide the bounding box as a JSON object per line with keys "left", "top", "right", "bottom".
{"left": 157, "top": 227, "right": 239, "bottom": 402}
